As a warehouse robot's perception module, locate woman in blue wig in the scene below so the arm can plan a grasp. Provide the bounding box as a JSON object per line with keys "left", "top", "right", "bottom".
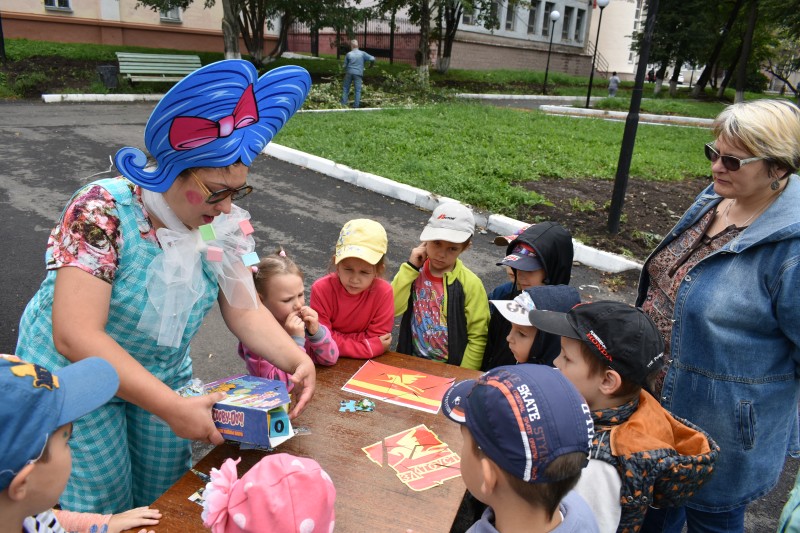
{"left": 16, "top": 60, "right": 315, "bottom": 514}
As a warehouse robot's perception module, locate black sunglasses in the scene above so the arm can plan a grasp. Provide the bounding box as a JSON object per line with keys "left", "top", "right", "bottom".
{"left": 704, "top": 143, "right": 765, "bottom": 172}
{"left": 191, "top": 172, "right": 253, "bottom": 204}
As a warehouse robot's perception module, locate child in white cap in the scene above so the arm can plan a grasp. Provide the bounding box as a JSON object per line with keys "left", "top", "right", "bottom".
{"left": 392, "top": 202, "right": 490, "bottom": 369}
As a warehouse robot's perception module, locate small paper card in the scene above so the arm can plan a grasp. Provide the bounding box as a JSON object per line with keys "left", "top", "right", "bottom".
{"left": 363, "top": 424, "right": 461, "bottom": 491}
{"left": 342, "top": 360, "right": 455, "bottom": 414}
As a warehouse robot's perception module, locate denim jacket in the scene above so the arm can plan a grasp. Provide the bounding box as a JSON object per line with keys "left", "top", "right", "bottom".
{"left": 636, "top": 175, "right": 800, "bottom": 512}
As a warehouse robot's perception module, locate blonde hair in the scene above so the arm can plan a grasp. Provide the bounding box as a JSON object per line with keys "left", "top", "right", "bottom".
{"left": 713, "top": 99, "right": 800, "bottom": 176}
{"left": 252, "top": 247, "right": 304, "bottom": 300}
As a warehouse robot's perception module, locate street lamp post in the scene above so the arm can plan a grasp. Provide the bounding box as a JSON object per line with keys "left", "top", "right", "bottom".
{"left": 585, "top": 0, "right": 610, "bottom": 108}
{"left": 542, "top": 10, "right": 560, "bottom": 95}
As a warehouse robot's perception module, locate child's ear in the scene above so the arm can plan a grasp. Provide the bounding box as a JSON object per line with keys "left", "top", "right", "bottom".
{"left": 5, "top": 463, "right": 35, "bottom": 502}
{"left": 480, "top": 456, "right": 499, "bottom": 495}
{"left": 599, "top": 369, "right": 624, "bottom": 396}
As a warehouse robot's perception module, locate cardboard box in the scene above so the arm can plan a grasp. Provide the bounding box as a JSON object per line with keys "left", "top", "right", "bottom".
{"left": 203, "top": 374, "right": 293, "bottom": 449}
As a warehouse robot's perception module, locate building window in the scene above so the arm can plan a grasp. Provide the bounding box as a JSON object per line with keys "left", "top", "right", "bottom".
{"left": 574, "top": 9, "right": 585, "bottom": 42}
{"left": 489, "top": 1, "right": 501, "bottom": 29}
{"left": 541, "top": 2, "right": 554, "bottom": 37}
{"left": 463, "top": 9, "right": 476, "bottom": 25}
{"left": 160, "top": 7, "right": 182, "bottom": 22}
{"left": 527, "top": 4, "right": 537, "bottom": 34}
{"left": 561, "top": 6, "right": 573, "bottom": 40}
{"left": 44, "top": 0, "right": 71, "bottom": 9}
{"left": 505, "top": 2, "right": 517, "bottom": 31}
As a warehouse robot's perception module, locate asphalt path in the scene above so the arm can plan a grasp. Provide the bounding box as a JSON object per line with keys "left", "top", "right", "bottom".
{"left": 0, "top": 101, "right": 793, "bottom": 531}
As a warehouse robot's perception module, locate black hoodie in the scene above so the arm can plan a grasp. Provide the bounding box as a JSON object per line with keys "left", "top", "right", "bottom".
{"left": 481, "top": 222, "right": 574, "bottom": 370}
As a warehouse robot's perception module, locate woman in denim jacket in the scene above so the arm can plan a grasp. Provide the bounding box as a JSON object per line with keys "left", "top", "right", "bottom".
{"left": 636, "top": 99, "right": 800, "bottom": 533}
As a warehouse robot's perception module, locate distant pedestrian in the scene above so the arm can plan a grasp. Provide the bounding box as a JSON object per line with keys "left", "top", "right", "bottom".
{"left": 608, "top": 71, "right": 621, "bottom": 97}
{"left": 647, "top": 68, "right": 655, "bottom": 83}
{"left": 341, "top": 39, "right": 375, "bottom": 108}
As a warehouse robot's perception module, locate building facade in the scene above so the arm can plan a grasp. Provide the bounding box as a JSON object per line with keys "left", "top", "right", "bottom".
{"left": 3, "top": 0, "right": 275, "bottom": 53}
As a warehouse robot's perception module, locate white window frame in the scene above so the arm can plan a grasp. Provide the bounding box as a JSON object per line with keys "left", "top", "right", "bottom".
{"left": 505, "top": 2, "right": 517, "bottom": 31}
{"left": 527, "top": 4, "right": 537, "bottom": 34}
{"left": 160, "top": 7, "right": 182, "bottom": 23}
{"left": 44, "top": 0, "right": 71, "bottom": 10}
{"left": 575, "top": 9, "right": 585, "bottom": 42}
{"left": 561, "top": 6, "right": 573, "bottom": 41}
{"left": 541, "top": 2, "right": 554, "bottom": 38}
{"left": 462, "top": 9, "right": 477, "bottom": 25}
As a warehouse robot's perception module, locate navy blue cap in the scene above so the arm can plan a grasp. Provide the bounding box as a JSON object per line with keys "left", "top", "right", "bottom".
{"left": 441, "top": 365, "right": 593, "bottom": 483}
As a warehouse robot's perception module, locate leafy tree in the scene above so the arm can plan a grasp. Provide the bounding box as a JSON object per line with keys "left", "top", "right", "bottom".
{"left": 763, "top": 33, "right": 800, "bottom": 100}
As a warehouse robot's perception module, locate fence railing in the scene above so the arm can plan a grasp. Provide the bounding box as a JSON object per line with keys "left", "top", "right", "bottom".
{"left": 586, "top": 40, "right": 609, "bottom": 76}
{"left": 287, "top": 15, "right": 421, "bottom": 66}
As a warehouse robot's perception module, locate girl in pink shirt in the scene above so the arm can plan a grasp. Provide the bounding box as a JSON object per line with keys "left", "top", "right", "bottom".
{"left": 238, "top": 249, "right": 339, "bottom": 390}
{"left": 310, "top": 219, "right": 395, "bottom": 359}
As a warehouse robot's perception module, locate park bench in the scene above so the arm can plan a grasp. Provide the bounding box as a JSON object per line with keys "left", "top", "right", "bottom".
{"left": 115, "top": 52, "right": 202, "bottom": 83}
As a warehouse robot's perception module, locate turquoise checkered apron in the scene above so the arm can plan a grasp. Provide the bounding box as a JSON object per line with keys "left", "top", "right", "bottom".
{"left": 17, "top": 177, "right": 219, "bottom": 513}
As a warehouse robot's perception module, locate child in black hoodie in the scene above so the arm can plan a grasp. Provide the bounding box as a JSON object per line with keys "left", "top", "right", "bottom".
{"left": 482, "top": 222, "right": 574, "bottom": 370}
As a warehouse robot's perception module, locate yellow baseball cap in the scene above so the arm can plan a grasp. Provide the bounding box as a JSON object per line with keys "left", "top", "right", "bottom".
{"left": 335, "top": 219, "right": 388, "bottom": 265}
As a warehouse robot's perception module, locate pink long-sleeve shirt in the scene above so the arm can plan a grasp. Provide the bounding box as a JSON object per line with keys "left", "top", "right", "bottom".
{"left": 310, "top": 273, "right": 395, "bottom": 359}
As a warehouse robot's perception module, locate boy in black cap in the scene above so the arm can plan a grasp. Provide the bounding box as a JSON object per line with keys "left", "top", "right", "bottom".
{"left": 441, "top": 364, "right": 599, "bottom": 532}
{"left": 528, "top": 301, "right": 719, "bottom": 533}
{"left": 483, "top": 222, "right": 574, "bottom": 371}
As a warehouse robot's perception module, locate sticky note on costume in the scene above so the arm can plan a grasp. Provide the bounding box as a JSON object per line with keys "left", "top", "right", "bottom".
{"left": 241, "top": 251, "right": 260, "bottom": 267}
{"left": 239, "top": 220, "right": 254, "bottom": 235}
{"left": 207, "top": 246, "right": 223, "bottom": 262}
{"left": 199, "top": 224, "right": 217, "bottom": 241}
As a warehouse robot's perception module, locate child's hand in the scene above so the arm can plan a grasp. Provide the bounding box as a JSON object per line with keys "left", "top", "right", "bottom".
{"left": 107, "top": 506, "right": 161, "bottom": 533}
{"left": 409, "top": 242, "right": 427, "bottom": 268}
{"left": 379, "top": 332, "right": 392, "bottom": 352}
{"left": 300, "top": 306, "right": 319, "bottom": 336}
{"left": 284, "top": 311, "right": 305, "bottom": 338}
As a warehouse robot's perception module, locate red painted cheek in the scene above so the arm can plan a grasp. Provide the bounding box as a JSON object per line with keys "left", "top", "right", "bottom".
{"left": 185, "top": 190, "right": 204, "bottom": 205}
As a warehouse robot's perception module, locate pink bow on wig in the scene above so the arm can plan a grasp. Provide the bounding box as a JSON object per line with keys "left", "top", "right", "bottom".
{"left": 169, "top": 85, "right": 258, "bottom": 150}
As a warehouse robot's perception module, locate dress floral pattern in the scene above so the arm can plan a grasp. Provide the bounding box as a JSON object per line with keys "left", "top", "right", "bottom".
{"left": 46, "top": 182, "right": 157, "bottom": 283}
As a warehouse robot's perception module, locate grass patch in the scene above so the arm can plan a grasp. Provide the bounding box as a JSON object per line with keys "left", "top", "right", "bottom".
{"left": 275, "top": 102, "right": 712, "bottom": 214}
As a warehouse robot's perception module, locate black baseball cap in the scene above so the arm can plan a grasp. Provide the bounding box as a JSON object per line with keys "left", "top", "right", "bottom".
{"left": 527, "top": 301, "right": 665, "bottom": 386}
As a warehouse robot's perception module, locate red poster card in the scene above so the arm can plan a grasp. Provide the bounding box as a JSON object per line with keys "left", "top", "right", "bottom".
{"left": 363, "top": 424, "right": 462, "bottom": 491}
{"left": 342, "top": 360, "right": 455, "bottom": 414}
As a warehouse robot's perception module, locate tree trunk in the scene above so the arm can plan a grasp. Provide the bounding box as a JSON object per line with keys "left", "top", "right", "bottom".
{"left": 438, "top": 1, "right": 463, "bottom": 74}
{"left": 417, "top": 0, "right": 431, "bottom": 68}
{"left": 668, "top": 57, "right": 684, "bottom": 97}
{"left": 239, "top": 0, "right": 268, "bottom": 66}
{"left": 734, "top": 0, "right": 757, "bottom": 103}
{"left": 221, "top": 0, "right": 241, "bottom": 60}
{"left": 267, "top": 13, "right": 293, "bottom": 60}
{"left": 653, "top": 64, "right": 668, "bottom": 95}
{"left": 717, "top": 52, "right": 740, "bottom": 99}
{"left": 692, "top": 0, "right": 746, "bottom": 98}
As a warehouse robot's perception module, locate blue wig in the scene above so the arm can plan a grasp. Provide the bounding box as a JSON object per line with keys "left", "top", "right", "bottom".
{"left": 115, "top": 60, "right": 311, "bottom": 192}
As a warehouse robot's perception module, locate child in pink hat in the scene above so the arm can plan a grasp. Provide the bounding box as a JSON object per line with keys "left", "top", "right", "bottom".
{"left": 202, "top": 453, "right": 336, "bottom": 533}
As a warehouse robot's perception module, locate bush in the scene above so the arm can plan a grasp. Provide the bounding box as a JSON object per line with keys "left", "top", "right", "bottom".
{"left": 12, "top": 72, "right": 50, "bottom": 98}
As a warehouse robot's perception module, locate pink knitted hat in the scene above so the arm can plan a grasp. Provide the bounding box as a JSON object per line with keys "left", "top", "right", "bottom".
{"left": 202, "top": 454, "right": 336, "bottom": 533}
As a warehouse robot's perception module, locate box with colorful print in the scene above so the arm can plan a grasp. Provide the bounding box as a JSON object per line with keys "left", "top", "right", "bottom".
{"left": 204, "top": 374, "right": 293, "bottom": 448}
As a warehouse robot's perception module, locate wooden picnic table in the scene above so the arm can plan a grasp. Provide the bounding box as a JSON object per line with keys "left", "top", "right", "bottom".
{"left": 123, "top": 351, "right": 480, "bottom": 532}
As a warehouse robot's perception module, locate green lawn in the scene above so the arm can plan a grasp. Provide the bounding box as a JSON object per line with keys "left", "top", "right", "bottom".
{"left": 276, "top": 102, "right": 712, "bottom": 214}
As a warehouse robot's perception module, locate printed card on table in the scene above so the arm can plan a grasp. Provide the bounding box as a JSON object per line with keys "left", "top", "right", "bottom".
{"left": 342, "top": 360, "right": 455, "bottom": 414}
{"left": 363, "top": 424, "right": 461, "bottom": 491}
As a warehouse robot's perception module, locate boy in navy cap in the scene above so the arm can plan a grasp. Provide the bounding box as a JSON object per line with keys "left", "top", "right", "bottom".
{"left": 483, "top": 222, "right": 574, "bottom": 371}
{"left": 0, "top": 354, "right": 159, "bottom": 533}
{"left": 528, "top": 301, "right": 718, "bottom": 533}
{"left": 441, "top": 364, "right": 598, "bottom": 532}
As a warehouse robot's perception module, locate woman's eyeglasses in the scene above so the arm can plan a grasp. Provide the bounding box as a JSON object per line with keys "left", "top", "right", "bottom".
{"left": 190, "top": 171, "right": 253, "bottom": 204}
{"left": 704, "top": 143, "right": 765, "bottom": 172}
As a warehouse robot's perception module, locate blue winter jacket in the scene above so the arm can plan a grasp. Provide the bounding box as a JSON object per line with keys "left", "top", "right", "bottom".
{"left": 636, "top": 176, "right": 800, "bottom": 512}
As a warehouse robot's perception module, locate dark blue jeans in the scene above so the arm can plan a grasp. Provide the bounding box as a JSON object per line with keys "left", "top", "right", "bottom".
{"left": 341, "top": 73, "right": 363, "bottom": 108}
{"left": 642, "top": 505, "right": 747, "bottom": 533}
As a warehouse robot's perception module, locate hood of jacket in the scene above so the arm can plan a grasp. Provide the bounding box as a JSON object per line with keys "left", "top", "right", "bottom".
{"left": 507, "top": 221, "right": 573, "bottom": 286}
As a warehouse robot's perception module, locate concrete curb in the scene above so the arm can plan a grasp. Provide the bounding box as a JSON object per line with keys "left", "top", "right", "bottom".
{"left": 456, "top": 93, "right": 599, "bottom": 102}
{"left": 264, "top": 143, "right": 643, "bottom": 273}
{"left": 42, "top": 93, "right": 165, "bottom": 103}
{"left": 39, "top": 92, "right": 643, "bottom": 272}
{"left": 539, "top": 104, "right": 714, "bottom": 127}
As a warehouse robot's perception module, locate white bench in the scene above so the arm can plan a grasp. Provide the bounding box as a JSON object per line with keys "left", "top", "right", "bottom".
{"left": 115, "top": 52, "right": 202, "bottom": 83}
